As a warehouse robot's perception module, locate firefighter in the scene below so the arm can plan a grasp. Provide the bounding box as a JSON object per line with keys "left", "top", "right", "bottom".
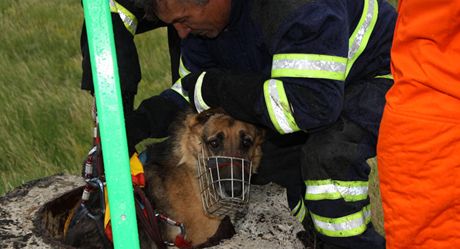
{"left": 123, "top": 0, "right": 397, "bottom": 248}
{"left": 378, "top": 0, "right": 460, "bottom": 248}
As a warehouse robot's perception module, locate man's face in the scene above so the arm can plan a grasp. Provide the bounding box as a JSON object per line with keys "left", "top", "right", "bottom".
{"left": 155, "top": 0, "right": 231, "bottom": 39}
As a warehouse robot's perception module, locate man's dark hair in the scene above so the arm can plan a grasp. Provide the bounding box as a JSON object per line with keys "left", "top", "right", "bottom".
{"left": 134, "top": 0, "right": 156, "bottom": 20}
{"left": 190, "top": 0, "right": 209, "bottom": 4}
{"left": 136, "top": 0, "right": 210, "bottom": 20}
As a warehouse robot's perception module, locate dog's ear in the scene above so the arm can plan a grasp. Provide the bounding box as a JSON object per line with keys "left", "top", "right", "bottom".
{"left": 250, "top": 126, "right": 266, "bottom": 173}
{"left": 256, "top": 125, "right": 267, "bottom": 145}
{"left": 176, "top": 111, "right": 206, "bottom": 166}
{"left": 196, "top": 111, "right": 215, "bottom": 124}
{"left": 195, "top": 108, "right": 226, "bottom": 124}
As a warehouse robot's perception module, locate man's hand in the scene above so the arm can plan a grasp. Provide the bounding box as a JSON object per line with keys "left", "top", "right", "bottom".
{"left": 181, "top": 69, "right": 265, "bottom": 124}
{"left": 181, "top": 69, "right": 224, "bottom": 112}
{"left": 123, "top": 94, "right": 184, "bottom": 151}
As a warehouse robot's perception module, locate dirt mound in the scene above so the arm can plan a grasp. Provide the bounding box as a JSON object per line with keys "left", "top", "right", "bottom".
{"left": 0, "top": 174, "right": 304, "bottom": 248}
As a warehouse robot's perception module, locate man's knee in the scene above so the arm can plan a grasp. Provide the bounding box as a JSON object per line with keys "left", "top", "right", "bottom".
{"left": 300, "top": 118, "right": 375, "bottom": 180}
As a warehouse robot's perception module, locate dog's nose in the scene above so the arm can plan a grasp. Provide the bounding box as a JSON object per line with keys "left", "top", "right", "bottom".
{"left": 224, "top": 182, "right": 242, "bottom": 197}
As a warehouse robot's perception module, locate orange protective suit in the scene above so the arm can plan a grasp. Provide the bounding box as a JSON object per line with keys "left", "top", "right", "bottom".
{"left": 377, "top": 0, "right": 460, "bottom": 249}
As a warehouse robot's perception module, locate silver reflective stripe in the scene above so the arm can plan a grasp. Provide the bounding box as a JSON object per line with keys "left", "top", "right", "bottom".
{"left": 178, "top": 55, "right": 191, "bottom": 78}
{"left": 109, "top": 0, "right": 138, "bottom": 35}
{"left": 346, "top": 0, "right": 378, "bottom": 76}
{"left": 310, "top": 205, "right": 371, "bottom": 237}
{"left": 171, "top": 79, "right": 190, "bottom": 102}
{"left": 264, "top": 0, "right": 379, "bottom": 134}
{"left": 194, "top": 72, "right": 210, "bottom": 113}
{"left": 305, "top": 179, "right": 368, "bottom": 202}
{"left": 172, "top": 56, "right": 191, "bottom": 102}
{"left": 263, "top": 79, "right": 300, "bottom": 134}
{"left": 272, "top": 54, "right": 347, "bottom": 81}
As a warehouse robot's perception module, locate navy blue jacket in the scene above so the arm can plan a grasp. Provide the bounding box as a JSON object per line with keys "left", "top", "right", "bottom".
{"left": 163, "top": 0, "right": 396, "bottom": 134}
{"left": 133, "top": 0, "right": 396, "bottom": 143}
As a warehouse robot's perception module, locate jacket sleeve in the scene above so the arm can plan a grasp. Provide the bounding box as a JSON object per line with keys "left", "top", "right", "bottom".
{"left": 258, "top": 2, "right": 349, "bottom": 133}
{"left": 80, "top": 0, "right": 165, "bottom": 96}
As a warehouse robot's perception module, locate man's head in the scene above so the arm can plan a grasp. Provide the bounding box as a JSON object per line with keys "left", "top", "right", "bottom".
{"left": 152, "top": 0, "right": 231, "bottom": 39}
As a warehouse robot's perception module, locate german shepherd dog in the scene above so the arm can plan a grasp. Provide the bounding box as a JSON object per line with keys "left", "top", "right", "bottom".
{"left": 64, "top": 108, "right": 264, "bottom": 248}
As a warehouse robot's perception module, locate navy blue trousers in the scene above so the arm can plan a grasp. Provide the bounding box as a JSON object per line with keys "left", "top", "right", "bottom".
{"left": 253, "top": 78, "right": 393, "bottom": 249}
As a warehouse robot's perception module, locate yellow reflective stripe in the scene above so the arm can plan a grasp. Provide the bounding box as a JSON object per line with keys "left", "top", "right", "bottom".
{"left": 305, "top": 179, "right": 368, "bottom": 202}
{"left": 375, "top": 74, "right": 393, "bottom": 80}
{"left": 295, "top": 199, "right": 307, "bottom": 223}
{"left": 194, "top": 72, "right": 211, "bottom": 113}
{"left": 272, "top": 54, "right": 347, "bottom": 81}
{"left": 109, "top": 0, "right": 138, "bottom": 35}
{"left": 310, "top": 205, "right": 371, "bottom": 237}
{"left": 171, "top": 78, "right": 190, "bottom": 103}
{"left": 346, "top": 0, "right": 378, "bottom": 77}
{"left": 179, "top": 55, "right": 191, "bottom": 78}
{"left": 290, "top": 199, "right": 302, "bottom": 215}
{"left": 263, "top": 79, "right": 301, "bottom": 134}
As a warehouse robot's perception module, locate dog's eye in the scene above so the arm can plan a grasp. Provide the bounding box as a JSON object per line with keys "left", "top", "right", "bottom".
{"left": 207, "top": 139, "right": 220, "bottom": 149}
{"left": 241, "top": 136, "right": 253, "bottom": 148}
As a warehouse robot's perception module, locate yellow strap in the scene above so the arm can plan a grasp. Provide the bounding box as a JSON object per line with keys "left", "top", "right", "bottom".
{"left": 130, "top": 152, "right": 144, "bottom": 176}
{"left": 63, "top": 205, "right": 77, "bottom": 237}
{"left": 104, "top": 186, "right": 111, "bottom": 228}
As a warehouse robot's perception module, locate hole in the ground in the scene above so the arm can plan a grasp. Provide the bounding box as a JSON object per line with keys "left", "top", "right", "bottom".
{"left": 35, "top": 186, "right": 84, "bottom": 248}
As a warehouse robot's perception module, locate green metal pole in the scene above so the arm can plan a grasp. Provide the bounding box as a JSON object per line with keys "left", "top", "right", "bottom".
{"left": 82, "top": 0, "right": 140, "bottom": 248}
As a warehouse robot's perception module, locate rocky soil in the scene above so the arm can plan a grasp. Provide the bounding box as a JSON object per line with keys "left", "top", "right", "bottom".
{"left": 0, "top": 174, "right": 304, "bottom": 249}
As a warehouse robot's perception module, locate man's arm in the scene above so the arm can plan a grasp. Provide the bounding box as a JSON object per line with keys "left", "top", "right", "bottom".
{"left": 180, "top": 2, "right": 349, "bottom": 134}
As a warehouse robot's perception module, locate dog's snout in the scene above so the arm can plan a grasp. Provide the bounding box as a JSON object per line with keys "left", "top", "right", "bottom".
{"left": 222, "top": 182, "right": 243, "bottom": 197}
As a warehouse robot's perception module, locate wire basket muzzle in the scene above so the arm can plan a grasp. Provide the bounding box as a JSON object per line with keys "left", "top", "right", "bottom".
{"left": 197, "top": 151, "right": 253, "bottom": 218}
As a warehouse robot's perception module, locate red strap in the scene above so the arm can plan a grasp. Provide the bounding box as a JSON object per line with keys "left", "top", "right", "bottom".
{"left": 132, "top": 174, "right": 145, "bottom": 187}
{"left": 104, "top": 221, "right": 113, "bottom": 242}
{"left": 175, "top": 234, "right": 193, "bottom": 249}
{"left": 134, "top": 187, "right": 166, "bottom": 249}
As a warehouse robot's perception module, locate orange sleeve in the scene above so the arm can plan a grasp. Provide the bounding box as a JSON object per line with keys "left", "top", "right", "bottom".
{"left": 387, "top": 0, "right": 460, "bottom": 121}
{"left": 378, "top": 1, "right": 460, "bottom": 248}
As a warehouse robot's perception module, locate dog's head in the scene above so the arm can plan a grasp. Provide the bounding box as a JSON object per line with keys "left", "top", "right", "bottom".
{"left": 199, "top": 109, "right": 264, "bottom": 164}
{"left": 178, "top": 108, "right": 264, "bottom": 170}
{"left": 199, "top": 108, "right": 264, "bottom": 199}
{"left": 177, "top": 108, "right": 264, "bottom": 206}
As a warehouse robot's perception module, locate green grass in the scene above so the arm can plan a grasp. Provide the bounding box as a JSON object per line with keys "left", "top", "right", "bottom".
{"left": 0, "top": 0, "right": 170, "bottom": 195}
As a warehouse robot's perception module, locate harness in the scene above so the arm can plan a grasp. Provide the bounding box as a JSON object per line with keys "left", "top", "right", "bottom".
{"left": 64, "top": 108, "right": 192, "bottom": 249}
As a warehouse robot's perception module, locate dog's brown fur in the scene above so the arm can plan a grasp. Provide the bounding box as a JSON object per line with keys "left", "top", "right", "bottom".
{"left": 143, "top": 108, "right": 264, "bottom": 247}
{"left": 64, "top": 108, "right": 264, "bottom": 248}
